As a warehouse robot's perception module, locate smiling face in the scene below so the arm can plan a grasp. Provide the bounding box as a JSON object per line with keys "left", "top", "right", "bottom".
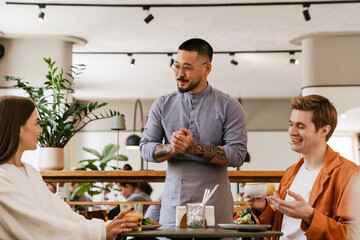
{"left": 288, "top": 109, "right": 329, "bottom": 156}
{"left": 19, "top": 109, "right": 42, "bottom": 152}
{"left": 174, "top": 50, "right": 211, "bottom": 94}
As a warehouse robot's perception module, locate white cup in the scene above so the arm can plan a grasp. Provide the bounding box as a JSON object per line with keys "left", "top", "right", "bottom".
{"left": 245, "top": 183, "right": 267, "bottom": 198}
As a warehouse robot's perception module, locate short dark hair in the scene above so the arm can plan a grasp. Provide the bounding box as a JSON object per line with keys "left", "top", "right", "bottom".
{"left": 0, "top": 96, "right": 36, "bottom": 163}
{"left": 290, "top": 95, "right": 337, "bottom": 141}
{"left": 123, "top": 164, "right": 132, "bottom": 170}
{"left": 137, "top": 182, "right": 153, "bottom": 196}
{"left": 119, "top": 182, "right": 137, "bottom": 188}
{"left": 178, "top": 38, "right": 213, "bottom": 62}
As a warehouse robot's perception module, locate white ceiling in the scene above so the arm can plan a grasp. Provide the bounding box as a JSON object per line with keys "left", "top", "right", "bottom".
{"left": 1, "top": 0, "right": 360, "bottom": 100}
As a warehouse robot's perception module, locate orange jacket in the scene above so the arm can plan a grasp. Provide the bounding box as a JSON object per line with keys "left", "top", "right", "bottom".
{"left": 252, "top": 146, "right": 360, "bottom": 240}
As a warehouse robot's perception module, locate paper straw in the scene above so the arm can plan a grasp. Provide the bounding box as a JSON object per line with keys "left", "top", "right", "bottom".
{"left": 203, "top": 184, "right": 219, "bottom": 205}
{"left": 201, "top": 189, "right": 208, "bottom": 204}
{"left": 203, "top": 189, "right": 210, "bottom": 204}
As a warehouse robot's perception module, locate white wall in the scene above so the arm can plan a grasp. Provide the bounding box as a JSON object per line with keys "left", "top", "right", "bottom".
{"left": 0, "top": 37, "right": 73, "bottom": 88}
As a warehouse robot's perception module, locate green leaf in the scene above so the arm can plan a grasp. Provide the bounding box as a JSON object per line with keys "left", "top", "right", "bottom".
{"left": 102, "top": 144, "right": 118, "bottom": 158}
{"left": 111, "top": 154, "right": 128, "bottom": 161}
{"left": 78, "top": 159, "right": 98, "bottom": 164}
{"left": 82, "top": 147, "right": 102, "bottom": 158}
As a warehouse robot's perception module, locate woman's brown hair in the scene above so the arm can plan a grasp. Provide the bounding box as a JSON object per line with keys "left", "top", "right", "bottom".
{"left": 0, "top": 96, "right": 36, "bottom": 163}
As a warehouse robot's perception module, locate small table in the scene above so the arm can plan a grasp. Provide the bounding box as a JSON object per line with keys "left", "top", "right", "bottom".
{"left": 120, "top": 228, "right": 283, "bottom": 240}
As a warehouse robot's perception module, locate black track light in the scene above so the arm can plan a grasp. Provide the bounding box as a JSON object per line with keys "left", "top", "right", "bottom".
{"left": 128, "top": 53, "right": 135, "bottom": 67}
{"left": 230, "top": 53, "right": 238, "bottom": 66}
{"left": 303, "top": 4, "right": 311, "bottom": 21}
{"left": 231, "top": 60, "right": 238, "bottom": 65}
{"left": 37, "top": 4, "right": 45, "bottom": 23}
{"left": 290, "top": 59, "right": 299, "bottom": 64}
{"left": 143, "top": 6, "right": 154, "bottom": 24}
{"left": 289, "top": 51, "right": 299, "bottom": 65}
{"left": 168, "top": 53, "right": 174, "bottom": 68}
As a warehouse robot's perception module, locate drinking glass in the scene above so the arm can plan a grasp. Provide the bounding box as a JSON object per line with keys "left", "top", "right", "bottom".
{"left": 120, "top": 203, "right": 143, "bottom": 231}
{"left": 186, "top": 203, "right": 206, "bottom": 228}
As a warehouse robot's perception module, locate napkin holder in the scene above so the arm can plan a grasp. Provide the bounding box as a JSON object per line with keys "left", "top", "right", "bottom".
{"left": 176, "top": 205, "right": 215, "bottom": 228}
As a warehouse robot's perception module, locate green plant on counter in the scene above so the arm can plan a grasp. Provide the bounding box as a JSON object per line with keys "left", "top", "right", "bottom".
{"left": 1, "top": 57, "right": 123, "bottom": 148}
{"left": 71, "top": 144, "right": 128, "bottom": 200}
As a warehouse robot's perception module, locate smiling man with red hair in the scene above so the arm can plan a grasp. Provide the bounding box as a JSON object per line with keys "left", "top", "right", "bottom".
{"left": 245, "top": 94, "right": 360, "bottom": 240}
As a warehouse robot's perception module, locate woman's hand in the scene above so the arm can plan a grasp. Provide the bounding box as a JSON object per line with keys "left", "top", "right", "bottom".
{"left": 243, "top": 193, "right": 267, "bottom": 213}
{"left": 106, "top": 208, "right": 139, "bottom": 240}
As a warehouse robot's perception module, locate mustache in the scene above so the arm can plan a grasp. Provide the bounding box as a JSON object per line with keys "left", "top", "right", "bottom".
{"left": 177, "top": 78, "right": 188, "bottom": 82}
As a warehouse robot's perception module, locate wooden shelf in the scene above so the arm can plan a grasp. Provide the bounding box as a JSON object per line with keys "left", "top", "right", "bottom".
{"left": 41, "top": 170, "right": 284, "bottom": 183}
{"left": 67, "top": 201, "right": 246, "bottom": 206}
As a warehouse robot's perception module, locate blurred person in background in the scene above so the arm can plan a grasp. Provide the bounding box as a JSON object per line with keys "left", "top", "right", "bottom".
{"left": 108, "top": 164, "right": 153, "bottom": 220}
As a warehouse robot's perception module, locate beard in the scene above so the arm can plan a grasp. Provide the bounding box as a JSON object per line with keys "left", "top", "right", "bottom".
{"left": 177, "top": 77, "right": 201, "bottom": 93}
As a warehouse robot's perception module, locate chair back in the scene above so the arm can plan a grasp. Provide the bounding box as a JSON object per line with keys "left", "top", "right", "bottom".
{"left": 88, "top": 210, "right": 109, "bottom": 221}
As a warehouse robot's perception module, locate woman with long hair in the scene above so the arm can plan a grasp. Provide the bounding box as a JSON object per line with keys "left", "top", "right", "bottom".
{"left": 0, "top": 96, "right": 138, "bottom": 240}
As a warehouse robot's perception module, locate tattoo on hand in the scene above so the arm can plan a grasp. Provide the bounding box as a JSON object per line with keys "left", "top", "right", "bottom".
{"left": 190, "top": 143, "right": 226, "bottom": 165}
{"left": 154, "top": 144, "right": 172, "bottom": 159}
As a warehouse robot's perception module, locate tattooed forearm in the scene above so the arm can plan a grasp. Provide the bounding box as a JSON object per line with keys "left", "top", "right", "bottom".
{"left": 153, "top": 144, "right": 173, "bottom": 160}
{"left": 190, "top": 142, "right": 227, "bottom": 165}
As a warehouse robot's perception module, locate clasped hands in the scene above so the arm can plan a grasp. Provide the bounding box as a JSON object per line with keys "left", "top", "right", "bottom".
{"left": 244, "top": 189, "right": 314, "bottom": 224}
{"left": 171, "top": 128, "right": 195, "bottom": 154}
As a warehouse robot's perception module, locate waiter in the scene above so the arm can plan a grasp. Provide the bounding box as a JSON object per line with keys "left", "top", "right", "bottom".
{"left": 140, "top": 38, "right": 247, "bottom": 228}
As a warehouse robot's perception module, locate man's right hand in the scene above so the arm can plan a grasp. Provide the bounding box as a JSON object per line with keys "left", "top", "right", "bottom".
{"left": 171, "top": 129, "right": 192, "bottom": 154}
{"left": 243, "top": 193, "right": 267, "bottom": 213}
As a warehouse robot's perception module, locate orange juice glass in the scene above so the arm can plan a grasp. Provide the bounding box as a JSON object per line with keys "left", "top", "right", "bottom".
{"left": 120, "top": 203, "right": 143, "bottom": 231}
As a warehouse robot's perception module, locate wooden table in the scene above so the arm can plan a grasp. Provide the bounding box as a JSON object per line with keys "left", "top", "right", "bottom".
{"left": 41, "top": 170, "right": 284, "bottom": 183}
{"left": 120, "top": 228, "right": 283, "bottom": 240}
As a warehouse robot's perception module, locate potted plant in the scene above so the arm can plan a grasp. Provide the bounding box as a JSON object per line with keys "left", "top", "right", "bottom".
{"left": 71, "top": 144, "right": 128, "bottom": 201}
{"left": 1, "top": 57, "right": 123, "bottom": 170}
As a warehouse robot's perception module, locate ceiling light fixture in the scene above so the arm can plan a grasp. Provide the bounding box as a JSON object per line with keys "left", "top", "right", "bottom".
{"left": 128, "top": 53, "right": 135, "bottom": 67}
{"left": 37, "top": 4, "right": 45, "bottom": 23}
{"left": 110, "top": 114, "right": 126, "bottom": 170}
{"left": 143, "top": 6, "right": 154, "bottom": 24}
{"left": 302, "top": 3, "right": 311, "bottom": 21}
{"left": 230, "top": 53, "right": 238, "bottom": 66}
{"left": 168, "top": 53, "right": 174, "bottom": 68}
{"left": 289, "top": 51, "right": 299, "bottom": 64}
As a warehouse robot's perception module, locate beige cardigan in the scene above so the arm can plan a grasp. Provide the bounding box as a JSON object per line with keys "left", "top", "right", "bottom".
{"left": 0, "top": 162, "right": 106, "bottom": 240}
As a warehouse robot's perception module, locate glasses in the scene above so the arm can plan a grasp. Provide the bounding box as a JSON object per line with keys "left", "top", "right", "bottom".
{"left": 172, "top": 62, "right": 208, "bottom": 75}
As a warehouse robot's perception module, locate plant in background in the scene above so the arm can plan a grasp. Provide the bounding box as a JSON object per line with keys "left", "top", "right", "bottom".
{"left": 2, "top": 57, "right": 122, "bottom": 148}
{"left": 71, "top": 144, "right": 128, "bottom": 200}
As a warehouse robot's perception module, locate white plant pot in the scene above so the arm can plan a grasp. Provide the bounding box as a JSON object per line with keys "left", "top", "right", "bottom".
{"left": 37, "top": 147, "right": 64, "bottom": 170}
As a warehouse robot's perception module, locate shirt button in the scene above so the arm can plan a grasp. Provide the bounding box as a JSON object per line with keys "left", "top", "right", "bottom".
{"left": 260, "top": 216, "right": 264, "bottom": 219}
{"left": 190, "top": 121, "right": 193, "bottom": 124}
{"left": 192, "top": 107, "right": 195, "bottom": 110}
{"left": 192, "top": 96, "right": 195, "bottom": 99}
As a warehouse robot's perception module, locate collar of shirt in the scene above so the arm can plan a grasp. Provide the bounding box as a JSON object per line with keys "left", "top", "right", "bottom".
{"left": 184, "top": 83, "right": 211, "bottom": 101}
